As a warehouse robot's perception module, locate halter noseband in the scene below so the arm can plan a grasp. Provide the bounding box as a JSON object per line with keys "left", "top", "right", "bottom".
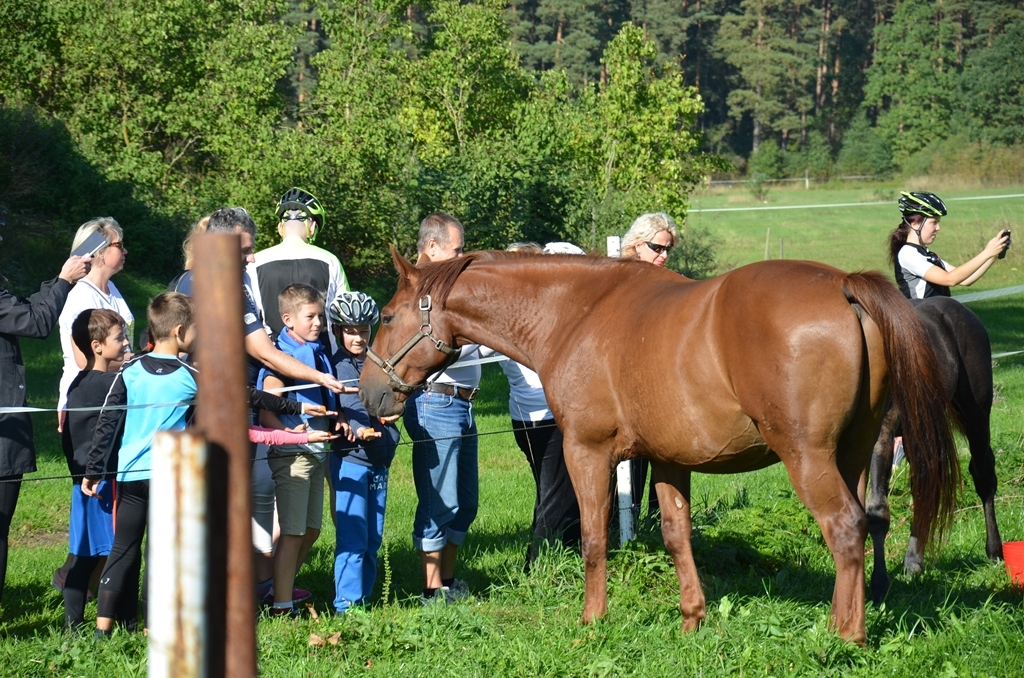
{"left": 365, "top": 295, "right": 457, "bottom": 395}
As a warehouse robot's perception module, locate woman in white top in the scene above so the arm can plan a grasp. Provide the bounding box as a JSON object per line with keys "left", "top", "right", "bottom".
{"left": 500, "top": 241, "right": 582, "bottom": 570}
{"left": 57, "top": 218, "right": 134, "bottom": 418}
{"left": 890, "top": 191, "right": 1010, "bottom": 300}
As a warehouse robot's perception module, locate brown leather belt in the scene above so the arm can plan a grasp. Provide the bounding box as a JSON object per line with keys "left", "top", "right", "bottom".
{"left": 425, "top": 382, "right": 479, "bottom": 402}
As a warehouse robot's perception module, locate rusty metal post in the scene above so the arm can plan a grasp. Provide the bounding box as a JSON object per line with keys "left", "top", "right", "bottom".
{"left": 148, "top": 431, "right": 208, "bottom": 678}
{"left": 193, "top": 232, "right": 257, "bottom": 677}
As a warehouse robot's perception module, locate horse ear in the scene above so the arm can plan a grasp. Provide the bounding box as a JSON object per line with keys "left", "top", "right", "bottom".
{"left": 390, "top": 245, "right": 418, "bottom": 284}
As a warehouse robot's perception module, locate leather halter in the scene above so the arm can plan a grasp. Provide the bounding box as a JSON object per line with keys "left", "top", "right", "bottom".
{"left": 365, "top": 295, "right": 457, "bottom": 395}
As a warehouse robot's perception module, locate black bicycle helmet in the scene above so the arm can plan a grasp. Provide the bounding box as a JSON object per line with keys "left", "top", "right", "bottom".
{"left": 277, "top": 188, "right": 325, "bottom": 230}
{"left": 329, "top": 291, "right": 380, "bottom": 326}
{"left": 898, "top": 191, "right": 947, "bottom": 219}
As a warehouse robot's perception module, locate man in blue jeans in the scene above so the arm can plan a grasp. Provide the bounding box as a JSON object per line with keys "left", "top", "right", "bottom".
{"left": 405, "top": 212, "right": 481, "bottom": 603}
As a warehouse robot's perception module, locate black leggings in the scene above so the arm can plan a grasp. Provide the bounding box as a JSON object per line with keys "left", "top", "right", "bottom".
{"left": 96, "top": 480, "right": 148, "bottom": 626}
{"left": 63, "top": 555, "right": 102, "bottom": 628}
{"left": 511, "top": 420, "right": 581, "bottom": 566}
{"left": 0, "top": 475, "right": 23, "bottom": 603}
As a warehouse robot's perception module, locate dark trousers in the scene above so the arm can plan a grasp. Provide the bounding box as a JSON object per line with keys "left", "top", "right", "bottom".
{"left": 96, "top": 479, "right": 147, "bottom": 627}
{"left": 0, "top": 475, "right": 22, "bottom": 602}
{"left": 63, "top": 555, "right": 103, "bottom": 628}
{"left": 630, "top": 459, "right": 660, "bottom": 520}
{"left": 512, "top": 419, "right": 581, "bottom": 568}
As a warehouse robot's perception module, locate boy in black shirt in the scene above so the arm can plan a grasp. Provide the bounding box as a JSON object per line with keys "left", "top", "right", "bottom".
{"left": 60, "top": 308, "right": 129, "bottom": 628}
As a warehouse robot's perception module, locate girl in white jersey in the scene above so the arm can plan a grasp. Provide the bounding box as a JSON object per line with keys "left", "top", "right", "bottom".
{"left": 889, "top": 191, "right": 1010, "bottom": 300}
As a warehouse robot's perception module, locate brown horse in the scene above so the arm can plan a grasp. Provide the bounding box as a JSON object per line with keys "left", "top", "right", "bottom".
{"left": 360, "top": 249, "right": 959, "bottom": 644}
{"left": 866, "top": 296, "right": 1003, "bottom": 604}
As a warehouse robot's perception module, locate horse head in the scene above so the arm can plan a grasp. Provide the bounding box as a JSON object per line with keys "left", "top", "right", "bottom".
{"left": 359, "top": 246, "right": 472, "bottom": 417}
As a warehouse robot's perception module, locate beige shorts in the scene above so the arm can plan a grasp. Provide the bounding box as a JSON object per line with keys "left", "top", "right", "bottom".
{"left": 267, "top": 449, "right": 324, "bottom": 536}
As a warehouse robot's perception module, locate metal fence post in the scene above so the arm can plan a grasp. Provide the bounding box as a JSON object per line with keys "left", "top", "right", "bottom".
{"left": 193, "top": 232, "right": 257, "bottom": 678}
{"left": 148, "top": 431, "right": 208, "bottom": 678}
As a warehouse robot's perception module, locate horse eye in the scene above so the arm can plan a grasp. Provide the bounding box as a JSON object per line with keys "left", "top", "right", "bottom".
{"left": 381, "top": 315, "right": 393, "bottom": 325}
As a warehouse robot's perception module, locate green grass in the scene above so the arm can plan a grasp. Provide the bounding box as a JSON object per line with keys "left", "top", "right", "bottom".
{"left": 1, "top": 184, "right": 1023, "bottom": 676}
{"left": 688, "top": 184, "right": 1024, "bottom": 291}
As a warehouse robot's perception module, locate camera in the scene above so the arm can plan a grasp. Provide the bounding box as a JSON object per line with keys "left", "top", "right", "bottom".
{"left": 998, "top": 229, "right": 1011, "bottom": 259}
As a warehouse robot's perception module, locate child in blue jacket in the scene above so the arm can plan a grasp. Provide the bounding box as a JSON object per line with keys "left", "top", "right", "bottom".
{"left": 328, "top": 291, "right": 399, "bottom": 614}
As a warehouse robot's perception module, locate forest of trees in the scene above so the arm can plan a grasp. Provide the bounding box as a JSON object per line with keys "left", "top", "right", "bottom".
{"left": 1, "top": 0, "right": 1022, "bottom": 286}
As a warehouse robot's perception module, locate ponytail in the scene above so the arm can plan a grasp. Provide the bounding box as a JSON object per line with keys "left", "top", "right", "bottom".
{"left": 888, "top": 215, "right": 923, "bottom": 265}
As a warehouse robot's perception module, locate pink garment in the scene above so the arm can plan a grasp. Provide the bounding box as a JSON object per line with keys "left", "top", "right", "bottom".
{"left": 248, "top": 426, "right": 309, "bottom": 446}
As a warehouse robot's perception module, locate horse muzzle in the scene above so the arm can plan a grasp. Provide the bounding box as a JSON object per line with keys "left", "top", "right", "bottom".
{"left": 359, "top": 382, "right": 409, "bottom": 418}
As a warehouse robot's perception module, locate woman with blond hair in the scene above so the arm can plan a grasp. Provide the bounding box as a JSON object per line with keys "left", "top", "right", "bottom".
{"left": 57, "top": 218, "right": 134, "bottom": 417}
{"left": 621, "top": 212, "right": 680, "bottom": 267}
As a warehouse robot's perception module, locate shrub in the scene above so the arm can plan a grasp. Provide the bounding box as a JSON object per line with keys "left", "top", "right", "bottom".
{"left": 836, "top": 114, "right": 895, "bottom": 178}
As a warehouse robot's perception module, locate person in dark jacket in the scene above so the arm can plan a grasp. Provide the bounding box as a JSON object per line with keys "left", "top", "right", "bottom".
{"left": 0, "top": 247, "right": 90, "bottom": 602}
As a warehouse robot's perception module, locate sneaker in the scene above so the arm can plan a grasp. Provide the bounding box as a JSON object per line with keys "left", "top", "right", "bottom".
{"left": 269, "top": 605, "right": 299, "bottom": 619}
{"left": 420, "top": 588, "right": 450, "bottom": 607}
{"left": 335, "top": 605, "right": 367, "bottom": 616}
{"left": 446, "top": 579, "right": 470, "bottom": 601}
{"left": 259, "top": 586, "right": 312, "bottom": 607}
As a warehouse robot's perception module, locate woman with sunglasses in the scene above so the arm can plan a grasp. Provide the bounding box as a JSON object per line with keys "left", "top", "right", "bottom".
{"left": 620, "top": 212, "right": 682, "bottom": 523}
{"left": 621, "top": 212, "right": 680, "bottom": 267}
{"left": 57, "top": 219, "right": 134, "bottom": 421}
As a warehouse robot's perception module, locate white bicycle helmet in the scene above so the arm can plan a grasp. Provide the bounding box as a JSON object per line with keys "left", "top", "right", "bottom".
{"left": 329, "top": 291, "right": 380, "bottom": 326}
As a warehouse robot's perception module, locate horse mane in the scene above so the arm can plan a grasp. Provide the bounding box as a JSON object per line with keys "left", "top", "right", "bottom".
{"left": 414, "top": 249, "right": 628, "bottom": 307}
{"left": 414, "top": 251, "right": 503, "bottom": 307}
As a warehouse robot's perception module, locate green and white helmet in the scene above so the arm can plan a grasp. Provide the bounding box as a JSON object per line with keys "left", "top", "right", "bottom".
{"left": 898, "top": 191, "right": 947, "bottom": 219}
{"left": 277, "top": 188, "right": 325, "bottom": 229}
{"left": 329, "top": 291, "right": 379, "bottom": 327}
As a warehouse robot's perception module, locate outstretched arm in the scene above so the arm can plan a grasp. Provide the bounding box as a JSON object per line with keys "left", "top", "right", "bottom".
{"left": 925, "top": 230, "right": 1009, "bottom": 288}
{"left": 245, "top": 329, "right": 356, "bottom": 394}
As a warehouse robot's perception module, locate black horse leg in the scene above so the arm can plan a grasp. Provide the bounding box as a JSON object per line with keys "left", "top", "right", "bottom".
{"left": 963, "top": 406, "right": 1003, "bottom": 562}
{"left": 866, "top": 408, "right": 899, "bottom": 604}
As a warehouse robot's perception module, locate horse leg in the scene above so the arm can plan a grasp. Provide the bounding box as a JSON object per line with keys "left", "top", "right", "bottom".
{"left": 562, "top": 442, "right": 613, "bottom": 624}
{"left": 865, "top": 407, "right": 898, "bottom": 603}
{"left": 783, "top": 456, "right": 868, "bottom": 645}
{"left": 651, "top": 462, "right": 705, "bottom": 632}
{"left": 963, "top": 404, "right": 1003, "bottom": 562}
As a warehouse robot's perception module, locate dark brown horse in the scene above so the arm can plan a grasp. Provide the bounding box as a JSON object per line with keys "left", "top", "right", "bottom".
{"left": 866, "top": 296, "right": 1002, "bottom": 604}
{"left": 360, "top": 249, "right": 960, "bottom": 644}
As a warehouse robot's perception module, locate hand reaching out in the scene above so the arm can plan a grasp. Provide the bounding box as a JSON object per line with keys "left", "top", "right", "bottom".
{"left": 302, "top": 403, "right": 337, "bottom": 418}
{"left": 355, "top": 427, "right": 382, "bottom": 441}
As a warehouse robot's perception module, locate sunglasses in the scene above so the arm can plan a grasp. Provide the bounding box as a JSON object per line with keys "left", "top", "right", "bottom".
{"left": 282, "top": 210, "right": 311, "bottom": 222}
{"left": 107, "top": 241, "right": 126, "bottom": 250}
{"left": 645, "top": 241, "right": 672, "bottom": 255}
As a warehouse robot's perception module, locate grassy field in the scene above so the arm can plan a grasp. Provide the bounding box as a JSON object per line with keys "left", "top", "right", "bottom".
{"left": 0, "top": 184, "right": 1022, "bottom": 676}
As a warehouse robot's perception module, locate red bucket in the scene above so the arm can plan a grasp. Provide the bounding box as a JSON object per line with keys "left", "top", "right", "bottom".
{"left": 1005, "top": 541, "right": 1024, "bottom": 585}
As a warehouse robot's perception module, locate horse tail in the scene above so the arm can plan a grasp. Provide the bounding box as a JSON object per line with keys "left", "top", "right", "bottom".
{"left": 842, "top": 271, "right": 960, "bottom": 551}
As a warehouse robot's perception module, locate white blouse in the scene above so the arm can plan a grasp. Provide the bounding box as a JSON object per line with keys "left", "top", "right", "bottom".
{"left": 57, "top": 278, "right": 134, "bottom": 410}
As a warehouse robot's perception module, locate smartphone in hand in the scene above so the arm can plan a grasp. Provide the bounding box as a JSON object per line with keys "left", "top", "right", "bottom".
{"left": 998, "top": 229, "right": 1012, "bottom": 259}
{"left": 71, "top": 231, "right": 109, "bottom": 258}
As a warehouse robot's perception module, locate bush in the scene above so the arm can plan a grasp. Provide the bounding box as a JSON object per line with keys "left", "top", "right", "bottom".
{"left": 782, "top": 131, "right": 833, "bottom": 180}
{"left": 901, "top": 135, "right": 1024, "bottom": 186}
{"left": 748, "top": 139, "right": 785, "bottom": 179}
{"left": 836, "top": 114, "right": 895, "bottom": 178}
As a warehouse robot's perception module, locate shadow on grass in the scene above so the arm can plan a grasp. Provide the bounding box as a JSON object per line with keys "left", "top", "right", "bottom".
{"left": 0, "top": 582, "right": 61, "bottom": 638}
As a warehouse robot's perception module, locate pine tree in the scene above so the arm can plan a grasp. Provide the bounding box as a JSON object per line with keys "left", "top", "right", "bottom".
{"left": 716, "top": 0, "right": 819, "bottom": 154}
{"left": 862, "top": 0, "right": 969, "bottom": 160}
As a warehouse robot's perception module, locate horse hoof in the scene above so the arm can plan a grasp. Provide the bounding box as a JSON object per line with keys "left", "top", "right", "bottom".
{"left": 904, "top": 560, "right": 923, "bottom": 577}
{"left": 870, "top": 576, "right": 890, "bottom": 606}
{"left": 681, "top": 617, "right": 702, "bottom": 633}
